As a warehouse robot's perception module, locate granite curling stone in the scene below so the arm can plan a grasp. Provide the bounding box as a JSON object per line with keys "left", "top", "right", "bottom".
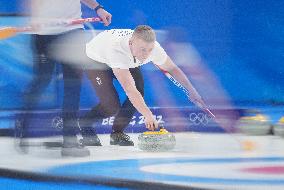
{"left": 237, "top": 114, "right": 271, "bottom": 135}
{"left": 273, "top": 116, "right": 284, "bottom": 137}
{"left": 138, "top": 127, "right": 176, "bottom": 151}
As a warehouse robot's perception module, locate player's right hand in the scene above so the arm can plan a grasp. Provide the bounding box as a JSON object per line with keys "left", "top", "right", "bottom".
{"left": 144, "top": 115, "right": 158, "bottom": 131}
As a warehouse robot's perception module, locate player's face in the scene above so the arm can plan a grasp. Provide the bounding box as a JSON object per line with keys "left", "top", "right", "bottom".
{"left": 130, "top": 37, "right": 155, "bottom": 62}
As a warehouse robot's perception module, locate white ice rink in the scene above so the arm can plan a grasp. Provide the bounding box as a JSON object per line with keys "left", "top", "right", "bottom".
{"left": 1, "top": 132, "right": 284, "bottom": 190}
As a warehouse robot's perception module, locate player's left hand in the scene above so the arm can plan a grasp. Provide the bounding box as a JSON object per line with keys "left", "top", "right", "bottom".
{"left": 96, "top": 9, "right": 112, "bottom": 26}
{"left": 189, "top": 95, "right": 216, "bottom": 118}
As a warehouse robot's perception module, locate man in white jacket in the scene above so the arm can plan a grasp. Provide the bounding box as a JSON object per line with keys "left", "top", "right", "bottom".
{"left": 79, "top": 25, "right": 206, "bottom": 146}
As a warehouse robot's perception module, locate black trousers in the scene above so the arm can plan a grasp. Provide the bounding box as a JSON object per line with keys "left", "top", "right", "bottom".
{"left": 82, "top": 64, "right": 144, "bottom": 133}
{"left": 20, "top": 29, "right": 85, "bottom": 137}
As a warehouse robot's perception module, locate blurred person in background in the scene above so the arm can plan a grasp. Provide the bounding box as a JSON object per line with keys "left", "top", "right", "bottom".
{"left": 16, "top": 0, "right": 111, "bottom": 157}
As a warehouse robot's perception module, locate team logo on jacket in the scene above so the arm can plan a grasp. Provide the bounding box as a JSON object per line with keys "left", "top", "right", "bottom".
{"left": 96, "top": 77, "right": 102, "bottom": 85}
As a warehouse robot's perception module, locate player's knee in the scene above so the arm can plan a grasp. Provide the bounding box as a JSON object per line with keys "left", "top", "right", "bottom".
{"left": 101, "top": 106, "right": 119, "bottom": 117}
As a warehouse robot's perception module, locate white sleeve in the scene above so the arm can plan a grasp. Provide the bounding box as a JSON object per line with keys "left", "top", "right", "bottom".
{"left": 151, "top": 41, "right": 168, "bottom": 66}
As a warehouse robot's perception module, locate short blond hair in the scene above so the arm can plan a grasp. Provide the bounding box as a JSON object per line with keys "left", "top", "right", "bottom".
{"left": 133, "top": 25, "right": 156, "bottom": 43}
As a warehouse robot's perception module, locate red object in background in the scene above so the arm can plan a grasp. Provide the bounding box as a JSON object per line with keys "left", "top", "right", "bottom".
{"left": 240, "top": 166, "right": 284, "bottom": 174}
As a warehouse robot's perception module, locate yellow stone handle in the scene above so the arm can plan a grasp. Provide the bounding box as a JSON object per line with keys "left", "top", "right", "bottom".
{"left": 279, "top": 116, "right": 284, "bottom": 124}
{"left": 241, "top": 114, "right": 268, "bottom": 122}
{"left": 143, "top": 128, "right": 169, "bottom": 135}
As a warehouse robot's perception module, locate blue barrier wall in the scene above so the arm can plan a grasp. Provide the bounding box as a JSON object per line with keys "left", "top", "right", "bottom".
{"left": 87, "top": 0, "right": 284, "bottom": 105}
{"left": 0, "top": 0, "right": 283, "bottom": 110}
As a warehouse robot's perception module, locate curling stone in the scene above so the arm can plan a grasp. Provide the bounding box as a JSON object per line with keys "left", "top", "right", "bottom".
{"left": 138, "top": 127, "right": 176, "bottom": 152}
{"left": 273, "top": 117, "right": 284, "bottom": 137}
{"left": 237, "top": 114, "right": 271, "bottom": 135}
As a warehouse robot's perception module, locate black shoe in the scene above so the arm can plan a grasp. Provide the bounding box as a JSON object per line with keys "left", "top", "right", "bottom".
{"left": 79, "top": 121, "right": 102, "bottom": 146}
{"left": 110, "top": 132, "right": 134, "bottom": 146}
{"left": 80, "top": 135, "right": 102, "bottom": 146}
{"left": 61, "top": 137, "right": 90, "bottom": 157}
